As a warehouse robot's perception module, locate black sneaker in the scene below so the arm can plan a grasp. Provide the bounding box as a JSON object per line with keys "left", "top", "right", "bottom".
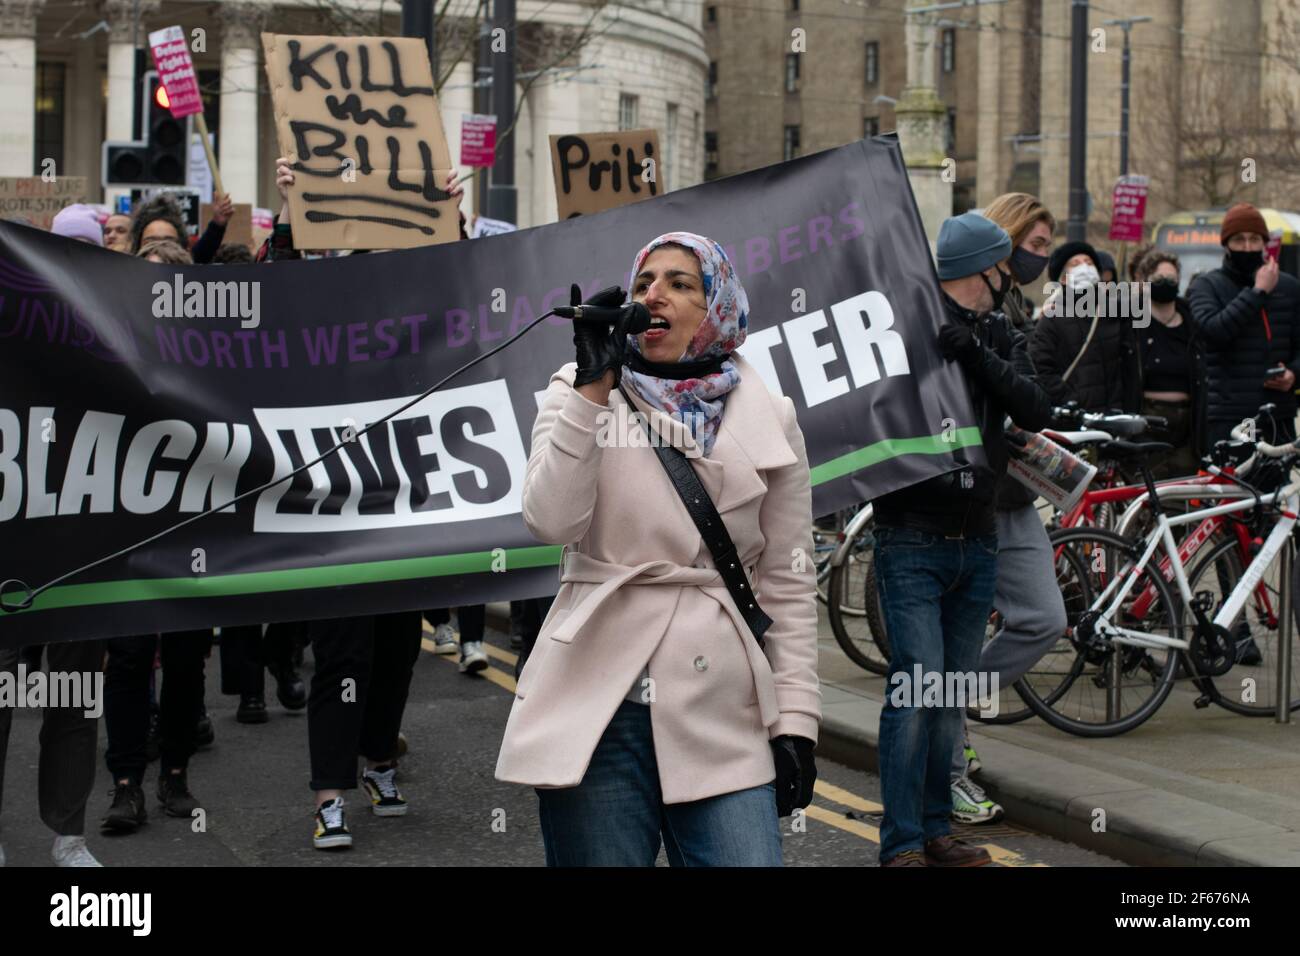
{"left": 270, "top": 664, "right": 307, "bottom": 711}
{"left": 158, "top": 770, "right": 200, "bottom": 818}
{"left": 101, "top": 782, "right": 148, "bottom": 833}
{"left": 1236, "top": 636, "right": 1264, "bottom": 666}
{"left": 236, "top": 694, "right": 269, "bottom": 723}
{"left": 313, "top": 797, "right": 352, "bottom": 849}
{"left": 361, "top": 763, "right": 408, "bottom": 816}
{"left": 196, "top": 708, "right": 215, "bottom": 748}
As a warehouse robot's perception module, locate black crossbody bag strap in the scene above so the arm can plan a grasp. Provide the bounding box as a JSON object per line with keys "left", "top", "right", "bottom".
{"left": 618, "top": 385, "right": 773, "bottom": 649}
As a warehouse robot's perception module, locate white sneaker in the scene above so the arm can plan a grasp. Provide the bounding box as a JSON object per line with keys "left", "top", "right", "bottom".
{"left": 459, "top": 640, "right": 489, "bottom": 674}
{"left": 431, "top": 622, "right": 459, "bottom": 655}
{"left": 52, "top": 835, "right": 103, "bottom": 867}
{"left": 950, "top": 775, "right": 1004, "bottom": 824}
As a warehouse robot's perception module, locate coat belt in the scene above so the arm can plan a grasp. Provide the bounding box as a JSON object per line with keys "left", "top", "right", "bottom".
{"left": 554, "top": 551, "right": 780, "bottom": 727}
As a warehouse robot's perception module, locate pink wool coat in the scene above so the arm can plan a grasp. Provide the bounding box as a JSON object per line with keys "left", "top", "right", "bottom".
{"left": 494, "top": 354, "right": 821, "bottom": 804}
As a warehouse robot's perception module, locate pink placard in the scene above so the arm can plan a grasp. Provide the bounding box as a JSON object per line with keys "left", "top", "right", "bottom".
{"left": 1108, "top": 175, "right": 1149, "bottom": 243}
{"left": 148, "top": 26, "right": 204, "bottom": 119}
{"left": 460, "top": 113, "right": 497, "bottom": 168}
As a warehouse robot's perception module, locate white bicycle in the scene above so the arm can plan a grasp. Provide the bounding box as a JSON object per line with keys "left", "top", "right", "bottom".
{"left": 1025, "top": 428, "right": 1300, "bottom": 736}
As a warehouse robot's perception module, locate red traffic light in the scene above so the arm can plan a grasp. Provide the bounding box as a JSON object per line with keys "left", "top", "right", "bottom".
{"left": 154, "top": 84, "right": 171, "bottom": 110}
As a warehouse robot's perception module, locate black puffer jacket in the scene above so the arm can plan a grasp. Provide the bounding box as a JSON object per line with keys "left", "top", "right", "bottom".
{"left": 1028, "top": 291, "right": 1142, "bottom": 414}
{"left": 874, "top": 292, "right": 1053, "bottom": 537}
{"left": 1188, "top": 254, "right": 1300, "bottom": 443}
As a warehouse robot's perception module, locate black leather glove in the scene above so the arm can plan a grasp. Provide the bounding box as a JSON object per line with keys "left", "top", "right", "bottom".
{"left": 572, "top": 283, "right": 631, "bottom": 388}
{"left": 938, "top": 323, "right": 981, "bottom": 367}
{"left": 771, "top": 735, "right": 817, "bottom": 817}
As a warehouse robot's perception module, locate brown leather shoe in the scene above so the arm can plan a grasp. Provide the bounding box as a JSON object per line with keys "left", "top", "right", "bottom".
{"left": 881, "top": 849, "right": 928, "bottom": 867}
{"left": 924, "top": 835, "right": 991, "bottom": 867}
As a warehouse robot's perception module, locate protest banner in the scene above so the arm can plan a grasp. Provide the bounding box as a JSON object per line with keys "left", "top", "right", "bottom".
{"left": 1108, "top": 174, "right": 1149, "bottom": 243}
{"left": 550, "top": 129, "right": 660, "bottom": 219}
{"left": 262, "top": 33, "right": 459, "bottom": 249}
{"left": 0, "top": 136, "right": 981, "bottom": 645}
{"left": 460, "top": 114, "right": 496, "bottom": 168}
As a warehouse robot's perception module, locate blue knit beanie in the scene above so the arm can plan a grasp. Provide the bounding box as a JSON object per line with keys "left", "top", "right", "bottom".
{"left": 935, "top": 212, "right": 1011, "bottom": 281}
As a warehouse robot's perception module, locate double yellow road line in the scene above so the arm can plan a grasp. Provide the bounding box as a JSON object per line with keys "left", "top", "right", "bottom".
{"left": 420, "top": 624, "right": 1044, "bottom": 867}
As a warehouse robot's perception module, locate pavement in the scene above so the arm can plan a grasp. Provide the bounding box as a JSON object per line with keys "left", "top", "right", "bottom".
{"left": 808, "top": 604, "right": 1300, "bottom": 867}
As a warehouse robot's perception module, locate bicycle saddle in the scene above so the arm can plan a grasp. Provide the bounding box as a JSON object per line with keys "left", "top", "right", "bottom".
{"left": 1098, "top": 440, "right": 1173, "bottom": 460}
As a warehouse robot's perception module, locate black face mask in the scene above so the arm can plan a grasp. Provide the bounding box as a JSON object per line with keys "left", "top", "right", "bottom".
{"left": 1228, "top": 249, "right": 1265, "bottom": 277}
{"left": 1009, "top": 247, "right": 1049, "bottom": 285}
{"left": 1149, "top": 276, "right": 1180, "bottom": 304}
{"left": 980, "top": 267, "right": 1012, "bottom": 312}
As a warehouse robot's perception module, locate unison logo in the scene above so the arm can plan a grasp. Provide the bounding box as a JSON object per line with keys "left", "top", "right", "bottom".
{"left": 50, "top": 886, "right": 151, "bottom": 936}
{"left": 152, "top": 273, "right": 261, "bottom": 329}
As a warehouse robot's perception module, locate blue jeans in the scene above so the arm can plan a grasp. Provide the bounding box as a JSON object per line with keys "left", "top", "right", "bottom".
{"left": 873, "top": 527, "right": 998, "bottom": 861}
{"left": 536, "top": 700, "right": 783, "bottom": 866}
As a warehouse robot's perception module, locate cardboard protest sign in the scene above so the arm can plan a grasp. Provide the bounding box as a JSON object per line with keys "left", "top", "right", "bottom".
{"left": 549, "top": 129, "right": 660, "bottom": 219}
{"left": 201, "top": 202, "right": 254, "bottom": 250}
{"left": 262, "top": 33, "right": 458, "bottom": 249}
{"left": 0, "top": 177, "right": 87, "bottom": 230}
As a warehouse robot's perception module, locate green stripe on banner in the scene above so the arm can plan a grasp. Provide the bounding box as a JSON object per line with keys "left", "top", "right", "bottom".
{"left": 808, "top": 426, "right": 983, "bottom": 485}
{"left": 13, "top": 428, "right": 981, "bottom": 614}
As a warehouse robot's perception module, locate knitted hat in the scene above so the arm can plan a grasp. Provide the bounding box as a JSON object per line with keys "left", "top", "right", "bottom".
{"left": 1047, "top": 240, "right": 1098, "bottom": 283}
{"left": 51, "top": 204, "right": 104, "bottom": 246}
{"left": 1220, "top": 202, "right": 1268, "bottom": 245}
{"left": 935, "top": 212, "right": 1012, "bottom": 281}
{"left": 1093, "top": 248, "right": 1117, "bottom": 278}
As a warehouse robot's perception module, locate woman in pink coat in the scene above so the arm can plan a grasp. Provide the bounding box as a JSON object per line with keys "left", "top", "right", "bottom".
{"left": 495, "top": 232, "right": 821, "bottom": 866}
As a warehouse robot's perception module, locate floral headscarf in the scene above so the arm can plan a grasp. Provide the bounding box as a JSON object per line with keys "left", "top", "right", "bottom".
{"left": 622, "top": 232, "right": 749, "bottom": 456}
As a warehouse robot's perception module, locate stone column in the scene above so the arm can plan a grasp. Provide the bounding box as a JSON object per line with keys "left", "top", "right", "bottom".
{"left": 894, "top": 2, "right": 951, "bottom": 248}
{"left": 0, "top": 0, "right": 45, "bottom": 175}
{"left": 218, "top": 2, "right": 265, "bottom": 204}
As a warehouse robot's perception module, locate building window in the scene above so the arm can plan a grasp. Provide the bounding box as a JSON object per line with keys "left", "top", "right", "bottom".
{"left": 34, "top": 62, "right": 65, "bottom": 174}
{"left": 864, "top": 116, "right": 879, "bottom": 138}
{"left": 706, "top": 4, "right": 716, "bottom": 22}
{"left": 665, "top": 103, "right": 678, "bottom": 191}
{"left": 783, "top": 125, "right": 800, "bottom": 161}
{"left": 785, "top": 54, "right": 800, "bottom": 93}
{"left": 619, "top": 93, "right": 639, "bottom": 130}
{"left": 941, "top": 28, "right": 956, "bottom": 73}
{"left": 708, "top": 61, "right": 718, "bottom": 98}
{"left": 865, "top": 41, "right": 879, "bottom": 86}
{"left": 705, "top": 130, "right": 719, "bottom": 180}
{"left": 946, "top": 107, "right": 957, "bottom": 153}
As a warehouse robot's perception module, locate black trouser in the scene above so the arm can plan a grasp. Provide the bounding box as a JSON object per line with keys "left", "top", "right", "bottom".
{"left": 219, "top": 623, "right": 298, "bottom": 697}
{"left": 513, "top": 596, "right": 555, "bottom": 678}
{"left": 103, "top": 630, "right": 209, "bottom": 784}
{"left": 307, "top": 613, "right": 422, "bottom": 791}
{"left": 423, "top": 605, "right": 485, "bottom": 642}
{"left": 0, "top": 640, "right": 105, "bottom": 836}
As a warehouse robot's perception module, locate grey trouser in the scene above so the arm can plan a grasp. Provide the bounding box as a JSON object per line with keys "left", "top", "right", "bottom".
{"left": 951, "top": 503, "right": 1067, "bottom": 780}
{"left": 0, "top": 640, "right": 105, "bottom": 837}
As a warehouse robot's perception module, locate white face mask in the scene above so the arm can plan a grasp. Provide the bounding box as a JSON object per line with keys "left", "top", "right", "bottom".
{"left": 1066, "top": 263, "right": 1099, "bottom": 291}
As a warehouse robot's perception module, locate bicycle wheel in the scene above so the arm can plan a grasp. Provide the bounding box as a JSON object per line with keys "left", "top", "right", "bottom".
{"left": 1016, "top": 527, "right": 1182, "bottom": 737}
{"left": 1185, "top": 535, "right": 1300, "bottom": 716}
{"left": 826, "top": 523, "right": 890, "bottom": 675}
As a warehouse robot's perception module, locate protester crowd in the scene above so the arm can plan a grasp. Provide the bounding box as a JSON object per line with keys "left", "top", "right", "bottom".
{"left": 0, "top": 166, "right": 1297, "bottom": 868}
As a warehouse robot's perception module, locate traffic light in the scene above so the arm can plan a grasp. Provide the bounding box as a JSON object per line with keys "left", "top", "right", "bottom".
{"left": 101, "top": 71, "right": 189, "bottom": 187}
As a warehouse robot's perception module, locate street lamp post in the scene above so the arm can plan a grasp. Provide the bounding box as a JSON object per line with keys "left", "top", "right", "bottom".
{"left": 1103, "top": 16, "right": 1151, "bottom": 177}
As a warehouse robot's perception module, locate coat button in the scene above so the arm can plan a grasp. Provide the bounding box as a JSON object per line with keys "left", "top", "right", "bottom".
{"left": 693, "top": 655, "right": 708, "bottom": 672}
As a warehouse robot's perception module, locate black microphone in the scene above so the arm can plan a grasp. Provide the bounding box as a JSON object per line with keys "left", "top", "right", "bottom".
{"left": 553, "top": 301, "right": 653, "bottom": 334}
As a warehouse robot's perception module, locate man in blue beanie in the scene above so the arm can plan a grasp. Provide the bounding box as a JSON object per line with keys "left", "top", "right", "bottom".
{"left": 872, "top": 212, "right": 1051, "bottom": 867}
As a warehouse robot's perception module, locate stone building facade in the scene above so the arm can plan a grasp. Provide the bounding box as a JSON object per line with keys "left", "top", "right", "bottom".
{"left": 3, "top": 0, "right": 707, "bottom": 227}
